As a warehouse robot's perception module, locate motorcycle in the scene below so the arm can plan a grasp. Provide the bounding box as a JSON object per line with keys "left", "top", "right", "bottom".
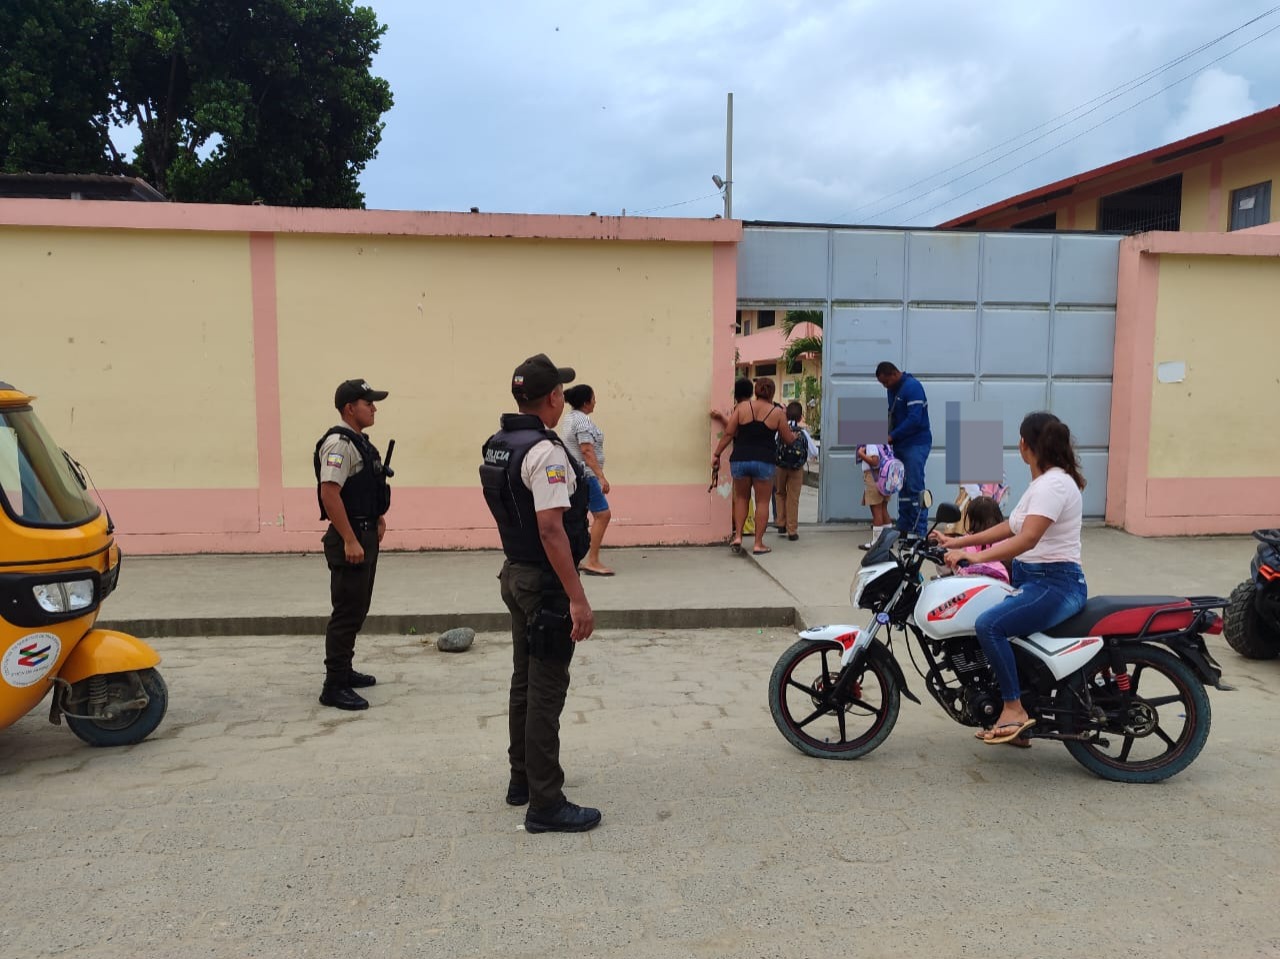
{"left": 1223, "top": 529, "right": 1280, "bottom": 660}
{"left": 768, "top": 501, "right": 1227, "bottom": 783}
{"left": 0, "top": 380, "right": 167, "bottom": 746}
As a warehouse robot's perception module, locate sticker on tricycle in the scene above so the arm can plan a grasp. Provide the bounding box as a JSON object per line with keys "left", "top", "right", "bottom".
{"left": 2, "top": 633, "right": 62, "bottom": 687}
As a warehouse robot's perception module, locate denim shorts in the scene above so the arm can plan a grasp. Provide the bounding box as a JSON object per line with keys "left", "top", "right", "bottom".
{"left": 585, "top": 475, "right": 610, "bottom": 513}
{"left": 730, "top": 460, "right": 776, "bottom": 481}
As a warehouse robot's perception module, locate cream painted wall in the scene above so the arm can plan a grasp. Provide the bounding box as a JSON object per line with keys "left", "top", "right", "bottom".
{"left": 1221, "top": 143, "right": 1280, "bottom": 230}
{"left": 0, "top": 227, "right": 258, "bottom": 488}
{"left": 1179, "top": 165, "right": 1212, "bottom": 231}
{"left": 275, "top": 235, "right": 714, "bottom": 491}
{"left": 1148, "top": 253, "right": 1280, "bottom": 477}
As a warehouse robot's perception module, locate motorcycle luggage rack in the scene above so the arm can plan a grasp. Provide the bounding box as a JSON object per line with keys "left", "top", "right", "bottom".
{"left": 1122, "top": 595, "right": 1227, "bottom": 643}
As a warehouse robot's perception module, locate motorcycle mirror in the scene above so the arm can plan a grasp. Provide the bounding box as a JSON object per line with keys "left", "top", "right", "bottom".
{"left": 920, "top": 489, "right": 933, "bottom": 509}
{"left": 935, "top": 502, "right": 962, "bottom": 524}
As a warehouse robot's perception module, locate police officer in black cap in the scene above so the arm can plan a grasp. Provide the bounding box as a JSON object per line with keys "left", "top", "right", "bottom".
{"left": 314, "top": 378, "right": 393, "bottom": 710}
{"left": 480, "top": 354, "right": 601, "bottom": 833}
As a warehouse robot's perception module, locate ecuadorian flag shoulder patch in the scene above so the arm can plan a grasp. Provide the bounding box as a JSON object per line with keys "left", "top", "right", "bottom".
{"left": 545, "top": 465, "right": 566, "bottom": 485}
{"left": 325, "top": 452, "right": 345, "bottom": 469}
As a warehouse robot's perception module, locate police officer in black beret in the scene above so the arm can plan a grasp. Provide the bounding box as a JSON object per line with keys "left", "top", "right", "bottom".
{"left": 480, "top": 354, "right": 601, "bottom": 833}
{"left": 314, "top": 378, "right": 392, "bottom": 710}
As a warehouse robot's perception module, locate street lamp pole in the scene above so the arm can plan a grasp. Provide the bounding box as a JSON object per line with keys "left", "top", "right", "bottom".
{"left": 724, "top": 92, "right": 733, "bottom": 219}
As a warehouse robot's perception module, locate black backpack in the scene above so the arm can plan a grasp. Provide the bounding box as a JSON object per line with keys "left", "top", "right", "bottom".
{"left": 776, "top": 423, "right": 808, "bottom": 469}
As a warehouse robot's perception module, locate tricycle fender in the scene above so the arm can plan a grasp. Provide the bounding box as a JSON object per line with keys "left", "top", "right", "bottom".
{"left": 57, "top": 629, "right": 160, "bottom": 685}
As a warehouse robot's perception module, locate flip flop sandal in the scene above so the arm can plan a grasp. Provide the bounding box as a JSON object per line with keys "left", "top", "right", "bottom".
{"left": 730, "top": 542, "right": 743, "bottom": 555}
{"left": 984, "top": 719, "right": 1036, "bottom": 744}
{"left": 752, "top": 547, "right": 773, "bottom": 555}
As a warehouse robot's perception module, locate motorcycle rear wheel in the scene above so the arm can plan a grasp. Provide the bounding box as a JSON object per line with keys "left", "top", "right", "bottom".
{"left": 768, "top": 639, "right": 900, "bottom": 760}
{"left": 1223, "top": 581, "right": 1280, "bottom": 660}
{"left": 1060, "top": 646, "right": 1210, "bottom": 784}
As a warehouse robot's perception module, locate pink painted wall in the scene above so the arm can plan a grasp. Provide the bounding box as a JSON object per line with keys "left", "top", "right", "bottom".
{"left": 735, "top": 323, "right": 819, "bottom": 365}
{"left": 0, "top": 199, "right": 740, "bottom": 553}
{"left": 1107, "top": 229, "right": 1280, "bottom": 535}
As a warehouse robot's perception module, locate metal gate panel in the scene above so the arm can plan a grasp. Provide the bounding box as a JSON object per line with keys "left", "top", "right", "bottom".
{"left": 827, "top": 306, "right": 902, "bottom": 375}
{"left": 737, "top": 229, "right": 828, "bottom": 300}
{"left": 906, "top": 308, "right": 979, "bottom": 374}
{"left": 980, "top": 310, "right": 1051, "bottom": 374}
{"left": 831, "top": 232, "right": 905, "bottom": 300}
{"left": 737, "top": 226, "right": 1121, "bottom": 521}
{"left": 982, "top": 234, "right": 1054, "bottom": 303}
{"left": 1055, "top": 236, "right": 1120, "bottom": 304}
{"left": 1051, "top": 310, "right": 1116, "bottom": 375}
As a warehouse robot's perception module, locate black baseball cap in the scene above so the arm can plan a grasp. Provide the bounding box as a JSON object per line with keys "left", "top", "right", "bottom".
{"left": 334, "top": 379, "right": 389, "bottom": 410}
{"left": 511, "top": 354, "right": 575, "bottom": 402}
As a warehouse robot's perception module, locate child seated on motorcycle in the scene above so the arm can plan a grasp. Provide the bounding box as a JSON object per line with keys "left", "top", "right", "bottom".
{"left": 949, "top": 495, "right": 1011, "bottom": 583}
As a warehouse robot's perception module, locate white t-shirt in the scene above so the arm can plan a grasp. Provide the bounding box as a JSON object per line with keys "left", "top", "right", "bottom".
{"left": 858, "top": 444, "right": 881, "bottom": 473}
{"left": 1009, "top": 467, "right": 1083, "bottom": 564}
{"left": 520, "top": 439, "right": 577, "bottom": 512}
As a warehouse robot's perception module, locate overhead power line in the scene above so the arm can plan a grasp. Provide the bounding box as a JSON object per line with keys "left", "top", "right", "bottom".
{"left": 898, "top": 20, "right": 1280, "bottom": 225}
{"left": 831, "top": 4, "right": 1280, "bottom": 224}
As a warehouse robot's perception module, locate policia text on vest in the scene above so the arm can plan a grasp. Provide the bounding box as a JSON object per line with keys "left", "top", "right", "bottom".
{"left": 314, "top": 379, "right": 393, "bottom": 712}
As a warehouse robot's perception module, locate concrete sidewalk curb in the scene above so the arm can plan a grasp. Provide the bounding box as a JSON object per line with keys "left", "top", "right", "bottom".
{"left": 98, "top": 605, "right": 799, "bottom": 638}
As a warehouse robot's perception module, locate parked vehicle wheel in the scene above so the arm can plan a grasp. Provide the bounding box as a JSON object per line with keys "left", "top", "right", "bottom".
{"left": 769, "top": 639, "right": 900, "bottom": 759}
{"left": 1060, "top": 646, "right": 1210, "bottom": 784}
{"left": 65, "top": 668, "right": 168, "bottom": 747}
{"left": 1223, "top": 581, "right": 1280, "bottom": 660}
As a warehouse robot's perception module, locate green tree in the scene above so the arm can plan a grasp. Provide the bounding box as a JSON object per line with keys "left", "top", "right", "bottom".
{"left": 108, "top": 0, "right": 393, "bottom": 206}
{"left": 0, "top": 0, "right": 117, "bottom": 175}
{"left": 781, "top": 309, "right": 823, "bottom": 369}
{"left": 0, "top": 0, "right": 393, "bottom": 206}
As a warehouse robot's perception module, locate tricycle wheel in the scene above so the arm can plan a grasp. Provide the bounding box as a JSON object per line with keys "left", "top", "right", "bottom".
{"left": 65, "top": 668, "right": 168, "bottom": 747}
{"left": 1223, "top": 581, "right": 1280, "bottom": 660}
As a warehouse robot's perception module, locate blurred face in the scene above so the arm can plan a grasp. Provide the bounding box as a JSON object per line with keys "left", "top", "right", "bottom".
{"left": 582, "top": 393, "right": 596, "bottom": 414}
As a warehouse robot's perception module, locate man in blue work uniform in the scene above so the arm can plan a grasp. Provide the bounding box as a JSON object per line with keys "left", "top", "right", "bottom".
{"left": 876, "top": 361, "right": 932, "bottom": 539}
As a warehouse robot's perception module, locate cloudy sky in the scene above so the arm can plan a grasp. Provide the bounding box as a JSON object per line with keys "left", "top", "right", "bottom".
{"left": 358, "top": 1, "right": 1280, "bottom": 225}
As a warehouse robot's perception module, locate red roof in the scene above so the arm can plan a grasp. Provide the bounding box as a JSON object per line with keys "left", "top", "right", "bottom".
{"left": 938, "top": 102, "right": 1280, "bottom": 227}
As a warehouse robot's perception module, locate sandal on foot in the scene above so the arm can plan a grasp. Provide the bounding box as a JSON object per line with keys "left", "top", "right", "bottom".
{"left": 984, "top": 718, "right": 1036, "bottom": 744}
{"left": 752, "top": 546, "right": 772, "bottom": 555}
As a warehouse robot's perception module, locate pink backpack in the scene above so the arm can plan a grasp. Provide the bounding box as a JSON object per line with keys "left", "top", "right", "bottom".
{"left": 875, "top": 445, "right": 905, "bottom": 497}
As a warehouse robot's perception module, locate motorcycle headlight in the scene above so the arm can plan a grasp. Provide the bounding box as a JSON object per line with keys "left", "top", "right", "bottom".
{"left": 32, "top": 579, "right": 95, "bottom": 613}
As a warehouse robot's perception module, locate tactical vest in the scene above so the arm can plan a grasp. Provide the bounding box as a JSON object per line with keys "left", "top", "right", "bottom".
{"left": 480, "top": 413, "right": 590, "bottom": 567}
{"left": 314, "top": 427, "right": 391, "bottom": 522}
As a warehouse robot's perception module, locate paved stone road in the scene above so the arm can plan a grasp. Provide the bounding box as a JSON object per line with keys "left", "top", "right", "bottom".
{"left": 2, "top": 628, "right": 1278, "bottom": 958}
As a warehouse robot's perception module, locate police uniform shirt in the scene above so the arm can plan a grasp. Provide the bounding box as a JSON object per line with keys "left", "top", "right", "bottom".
{"left": 318, "top": 427, "right": 364, "bottom": 487}
{"left": 521, "top": 439, "right": 577, "bottom": 511}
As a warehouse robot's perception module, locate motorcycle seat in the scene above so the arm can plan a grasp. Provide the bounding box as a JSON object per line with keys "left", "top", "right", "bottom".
{"left": 1042, "top": 595, "right": 1192, "bottom": 639}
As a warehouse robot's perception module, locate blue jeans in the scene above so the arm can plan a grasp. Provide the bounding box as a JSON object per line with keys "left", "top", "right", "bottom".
{"left": 974, "top": 560, "right": 1088, "bottom": 702}
{"left": 894, "top": 442, "right": 930, "bottom": 537}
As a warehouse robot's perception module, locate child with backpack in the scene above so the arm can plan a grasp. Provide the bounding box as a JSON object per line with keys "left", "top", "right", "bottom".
{"left": 950, "top": 495, "right": 1011, "bottom": 583}
{"left": 773, "top": 401, "right": 818, "bottom": 540}
{"left": 857, "top": 443, "right": 897, "bottom": 550}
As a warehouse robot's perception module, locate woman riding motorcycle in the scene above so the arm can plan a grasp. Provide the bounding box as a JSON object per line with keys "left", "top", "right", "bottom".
{"left": 932, "top": 411, "right": 1087, "bottom": 745}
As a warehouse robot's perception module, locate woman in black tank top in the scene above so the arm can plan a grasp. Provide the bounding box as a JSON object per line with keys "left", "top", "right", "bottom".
{"left": 712, "top": 379, "right": 795, "bottom": 555}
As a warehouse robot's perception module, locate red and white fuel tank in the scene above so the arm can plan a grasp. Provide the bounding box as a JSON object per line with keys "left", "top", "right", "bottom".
{"left": 914, "top": 575, "right": 1014, "bottom": 640}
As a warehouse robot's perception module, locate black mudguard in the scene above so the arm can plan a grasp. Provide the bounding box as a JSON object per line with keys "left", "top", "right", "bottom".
{"left": 1162, "top": 634, "right": 1224, "bottom": 687}
{"left": 865, "top": 639, "right": 921, "bottom": 704}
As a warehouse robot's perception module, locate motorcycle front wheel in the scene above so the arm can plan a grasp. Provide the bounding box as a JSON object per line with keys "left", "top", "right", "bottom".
{"left": 1060, "top": 646, "right": 1210, "bottom": 784}
{"left": 768, "top": 639, "right": 900, "bottom": 760}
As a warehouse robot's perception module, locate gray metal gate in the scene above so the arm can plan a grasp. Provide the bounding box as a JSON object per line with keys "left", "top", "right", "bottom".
{"left": 737, "top": 226, "right": 1121, "bottom": 521}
